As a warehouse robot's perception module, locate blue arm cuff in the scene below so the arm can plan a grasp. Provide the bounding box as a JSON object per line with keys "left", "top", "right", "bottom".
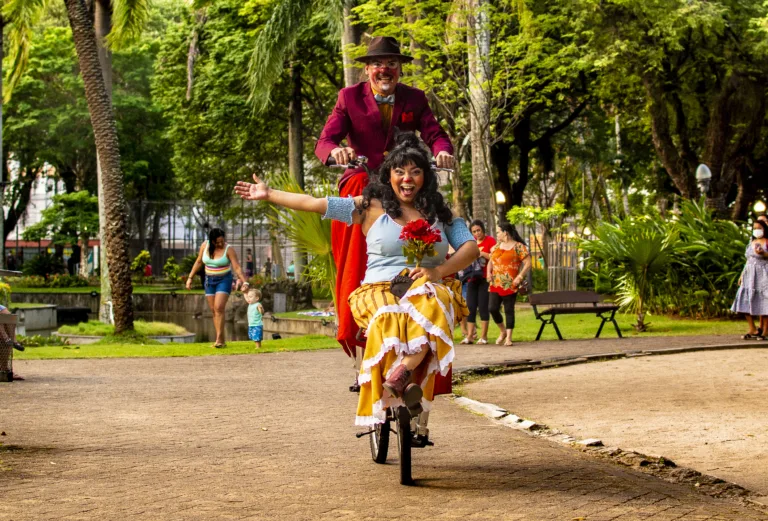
{"left": 445, "top": 218, "right": 474, "bottom": 250}
{"left": 322, "top": 196, "right": 355, "bottom": 225}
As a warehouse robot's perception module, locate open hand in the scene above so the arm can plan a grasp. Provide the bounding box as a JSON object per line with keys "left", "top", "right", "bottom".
{"left": 185, "top": 278, "right": 193, "bottom": 290}
{"left": 235, "top": 174, "right": 269, "bottom": 201}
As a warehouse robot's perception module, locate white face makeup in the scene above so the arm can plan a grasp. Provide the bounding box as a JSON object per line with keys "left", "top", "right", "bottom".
{"left": 365, "top": 58, "right": 401, "bottom": 95}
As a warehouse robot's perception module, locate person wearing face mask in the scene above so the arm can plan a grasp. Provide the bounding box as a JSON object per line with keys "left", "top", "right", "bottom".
{"left": 315, "top": 36, "right": 454, "bottom": 372}
{"left": 732, "top": 219, "right": 768, "bottom": 339}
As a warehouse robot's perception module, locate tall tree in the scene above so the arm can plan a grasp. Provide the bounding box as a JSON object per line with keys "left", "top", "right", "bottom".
{"left": 62, "top": 0, "right": 135, "bottom": 332}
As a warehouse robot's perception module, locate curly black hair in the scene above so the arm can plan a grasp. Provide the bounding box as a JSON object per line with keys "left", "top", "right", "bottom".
{"left": 361, "top": 130, "right": 453, "bottom": 225}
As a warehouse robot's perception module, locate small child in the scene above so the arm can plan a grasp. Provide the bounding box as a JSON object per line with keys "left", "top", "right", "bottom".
{"left": 244, "top": 288, "right": 265, "bottom": 348}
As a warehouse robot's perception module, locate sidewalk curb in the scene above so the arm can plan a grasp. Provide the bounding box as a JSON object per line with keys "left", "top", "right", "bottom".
{"left": 453, "top": 341, "right": 765, "bottom": 384}
{"left": 452, "top": 394, "right": 768, "bottom": 513}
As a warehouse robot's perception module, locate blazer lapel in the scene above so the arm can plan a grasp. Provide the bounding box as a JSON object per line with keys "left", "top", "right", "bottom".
{"left": 363, "top": 84, "right": 387, "bottom": 143}
{"left": 386, "top": 84, "right": 406, "bottom": 149}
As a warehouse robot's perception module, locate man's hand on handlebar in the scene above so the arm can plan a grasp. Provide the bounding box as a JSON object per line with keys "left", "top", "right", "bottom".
{"left": 235, "top": 174, "right": 270, "bottom": 202}
{"left": 330, "top": 147, "right": 357, "bottom": 166}
{"left": 435, "top": 151, "right": 454, "bottom": 170}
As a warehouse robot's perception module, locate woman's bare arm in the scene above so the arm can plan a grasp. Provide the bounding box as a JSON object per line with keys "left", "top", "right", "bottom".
{"left": 235, "top": 175, "right": 365, "bottom": 225}
{"left": 186, "top": 243, "right": 207, "bottom": 289}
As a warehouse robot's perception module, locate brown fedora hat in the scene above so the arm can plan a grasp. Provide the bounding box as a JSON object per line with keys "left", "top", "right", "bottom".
{"left": 354, "top": 36, "right": 413, "bottom": 63}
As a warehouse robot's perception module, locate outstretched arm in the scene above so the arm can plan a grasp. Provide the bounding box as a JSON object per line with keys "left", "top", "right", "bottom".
{"left": 234, "top": 175, "right": 365, "bottom": 225}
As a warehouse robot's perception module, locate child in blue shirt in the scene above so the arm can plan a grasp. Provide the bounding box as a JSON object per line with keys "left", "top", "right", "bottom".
{"left": 244, "top": 288, "right": 264, "bottom": 348}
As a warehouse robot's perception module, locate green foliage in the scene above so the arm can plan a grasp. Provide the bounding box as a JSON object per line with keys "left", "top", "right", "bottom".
{"left": 507, "top": 204, "right": 568, "bottom": 227}
{"left": 0, "top": 282, "right": 11, "bottom": 308}
{"left": 58, "top": 319, "right": 188, "bottom": 337}
{"left": 180, "top": 254, "right": 198, "bottom": 277}
{"left": 581, "top": 217, "right": 684, "bottom": 331}
{"left": 17, "top": 334, "right": 69, "bottom": 347}
{"left": 163, "top": 256, "right": 182, "bottom": 283}
{"left": 22, "top": 191, "right": 99, "bottom": 245}
{"left": 131, "top": 250, "right": 152, "bottom": 273}
{"left": 266, "top": 172, "right": 336, "bottom": 305}
{"left": 22, "top": 252, "right": 66, "bottom": 279}
{"left": 47, "top": 274, "right": 89, "bottom": 288}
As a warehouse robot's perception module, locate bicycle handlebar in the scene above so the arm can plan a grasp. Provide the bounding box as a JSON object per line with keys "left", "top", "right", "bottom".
{"left": 327, "top": 155, "right": 454, "bottom": 173}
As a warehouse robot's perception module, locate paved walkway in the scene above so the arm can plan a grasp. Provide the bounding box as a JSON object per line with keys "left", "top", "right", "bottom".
{"left": 2, "top": 341, "right": 767, "bottom": 520}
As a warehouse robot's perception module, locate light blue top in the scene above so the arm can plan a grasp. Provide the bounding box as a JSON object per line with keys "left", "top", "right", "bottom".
{"left": 247, "top": 303, "right": 263, "bottom": 327}
{"left": 362, "top": 213, "right": 472, "bottom": 284}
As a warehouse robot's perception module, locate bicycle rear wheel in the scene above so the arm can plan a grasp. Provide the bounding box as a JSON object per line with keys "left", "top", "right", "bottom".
{"left": 369, "top": 412, "right": 391, "bottom": 463}
{"left": 396, "top": 406, "right": 413, "bottom": 485}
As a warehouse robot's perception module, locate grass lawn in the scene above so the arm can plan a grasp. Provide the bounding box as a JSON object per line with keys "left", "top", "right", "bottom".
{"left": 10, "top": 286, "right": 205, "bottom": 295}
{"left": 8, "top": 302, "right": 53, "bottom": 309}
{"left": 14, "top": 334, "right": 339, "bottom": 360}
{"left": 463, "top": 308, "right": 744, "bottom": 342}
{"left": 12, "top": 307, "right": 745, "bottom": 361}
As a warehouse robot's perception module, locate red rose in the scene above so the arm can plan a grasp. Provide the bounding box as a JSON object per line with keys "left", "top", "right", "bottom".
{"left": 399, "top": 219, "right": 442, "bottom": 245}
{"left": 401, "top": 111, "right": 414, "bottom": 123}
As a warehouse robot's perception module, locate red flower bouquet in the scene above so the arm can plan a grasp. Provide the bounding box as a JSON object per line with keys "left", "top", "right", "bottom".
{"left": 399, "top": 219, "right": 442, "bottom": 267}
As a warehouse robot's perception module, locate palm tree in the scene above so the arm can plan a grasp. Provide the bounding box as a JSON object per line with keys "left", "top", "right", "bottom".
{"left": 581, "top": 218, "right": 683, "bottom": 332}
{"left": 2, "top": 0, "right": 150, "bottom": 332}
{"left": 63, "top": 0, "right": 141, "bottom": 332}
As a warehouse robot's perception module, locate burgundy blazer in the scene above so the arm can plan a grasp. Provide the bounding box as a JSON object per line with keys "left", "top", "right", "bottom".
{"left": 315, "top": 81, "right": 453, "bottom": 188}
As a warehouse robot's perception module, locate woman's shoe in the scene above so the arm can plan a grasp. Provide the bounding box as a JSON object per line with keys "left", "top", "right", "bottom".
{"left": 742, "top": 332, "right": 762, "bottom": 340}
{"left": 495, "top": 335, "right": 505, "bottom": 345}
{"left": 476, "top": 339, "right": 488, "bottom": 345}
{"left": 459, "top": 337, "right": 473, "bottom": 344}
{"left": 504, "top": 340, "right": 514, "bottom": 346}
{"left": 383, "top": 365, "right": 424, "bottom": 410}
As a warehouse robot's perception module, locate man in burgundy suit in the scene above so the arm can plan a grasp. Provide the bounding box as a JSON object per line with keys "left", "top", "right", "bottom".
{"left": 315, "top": 36, "right": 454, "bottom": 380}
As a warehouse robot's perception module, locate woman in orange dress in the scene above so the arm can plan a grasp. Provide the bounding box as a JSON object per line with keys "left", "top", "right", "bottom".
{"left": 487, "top": 222, "right": 531, "bottom": 346}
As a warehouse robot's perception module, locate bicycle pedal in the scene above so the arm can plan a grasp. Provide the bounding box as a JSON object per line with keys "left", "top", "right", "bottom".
{"left": 349, "top": 383, "right": 361, "bottom": 393}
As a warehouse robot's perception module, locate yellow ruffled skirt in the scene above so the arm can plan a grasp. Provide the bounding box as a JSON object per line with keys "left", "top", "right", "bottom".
{"left": 348, "top": 276, "right": 468, "bottom": 426}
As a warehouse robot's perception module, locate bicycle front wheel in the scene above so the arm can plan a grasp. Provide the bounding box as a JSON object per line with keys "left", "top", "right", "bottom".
{"left": 369, "top": 413, "right": 391, "bottom": 464}
{"left": 396, "top": 407, "right": 413, "bottom": 485}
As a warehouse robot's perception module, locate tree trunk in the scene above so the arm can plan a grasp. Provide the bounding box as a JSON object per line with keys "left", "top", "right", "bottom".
{"left": 186, "top": 10, "right": 207, "bottom": 101}
{"left": 65, "top": 0, "right": 134, "bottom": 333}
{"left": 642, "top": 74, "right": 697, "bottom": 199}
{"left": 94, "top": 0, "right": 113, "bottom": 322}
{"left": 1, "top": 15, "right": 5, "bottom": 268}
{"left": 288, "top": 61, "right": 305, "bottom": 281}
{"left": 467, "top": 0, "right": 495, "bottom": 229}
{"left": 79, "top": 235, "right": 89, "bottom": 278}
{"left": 510, "top": 116, "right": 531, "bottom": 207}
{"left": 577, "top": 129, "right": 601, "bottom": 220}
{"left": 341, "top": 0, "right": 360, "bottom": 88}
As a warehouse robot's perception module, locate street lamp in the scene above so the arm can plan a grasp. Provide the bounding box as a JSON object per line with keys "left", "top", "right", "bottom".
{"left": 754, "top": 200, "right": 767, "bottom": 215}
{"left": 583, "top": 226, "right": 592, "bottom": 236}
{"left": 695, "top": 164, "right": 712, "bottom": 196}
{"left": 495, "top": 191, "right": 506, "bottom": 205}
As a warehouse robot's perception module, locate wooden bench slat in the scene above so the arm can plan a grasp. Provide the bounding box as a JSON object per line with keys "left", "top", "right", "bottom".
{"left": 528, "top": 290, "right": 622, "bottom": 341}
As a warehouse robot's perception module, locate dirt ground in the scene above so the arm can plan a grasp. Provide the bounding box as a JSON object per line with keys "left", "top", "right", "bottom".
{"left": 466, "top": 348, "right": 768, "bottom": 497}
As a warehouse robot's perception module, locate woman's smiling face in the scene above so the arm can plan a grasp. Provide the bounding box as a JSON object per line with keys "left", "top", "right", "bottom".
{"left": 390, "top": 162, "right": 424, "bottom": 204}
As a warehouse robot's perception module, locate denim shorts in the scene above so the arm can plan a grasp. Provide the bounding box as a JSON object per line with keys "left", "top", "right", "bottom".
{"left": 205, "top": 272, "right": 233, "bottom": 296}
{"left": 248, "top": 326, "right": 263, "bottom": 342}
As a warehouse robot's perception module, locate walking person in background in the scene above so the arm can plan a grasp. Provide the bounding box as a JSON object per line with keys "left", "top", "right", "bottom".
{"left": 245, "top": 248, "right": 254, "bottom": 279}
{"left": 732, "top": 219, "right": 768, "bottom": 339}
{"left": 460, "top": 219, "right": 496, "bottom": 345}
{"left": 263, "top": 257, "right": 273, "bottom": 280}
{"left": 488, "top": 223, "right": 531, "bottom": 346}
{"left": 186, "top": 228, "right": 250, "bottom": 348}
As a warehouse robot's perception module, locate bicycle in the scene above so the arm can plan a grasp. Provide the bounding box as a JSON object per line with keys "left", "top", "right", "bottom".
{"left": 329, "top": 154, "right": 451, "bottom": 486}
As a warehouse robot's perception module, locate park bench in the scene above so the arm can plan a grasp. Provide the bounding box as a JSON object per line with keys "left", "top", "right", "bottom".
{"left": 528, "top": 291, "right": 622, "bottom": 341}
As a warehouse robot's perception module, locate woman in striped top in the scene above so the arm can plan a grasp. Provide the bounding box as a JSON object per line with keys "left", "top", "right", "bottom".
{"left": 186, "top": 228, "right": 250, "bottom": 348}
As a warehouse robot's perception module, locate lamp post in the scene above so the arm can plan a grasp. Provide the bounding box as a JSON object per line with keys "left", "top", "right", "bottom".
{"left": 754, "top": 200, "right": 766, "bottom": 216}
{"left": 695, "top": 164, "right": 712, "bottom": 197}
{"left": 495, "top": 191, "right": 506, "bottom": 224}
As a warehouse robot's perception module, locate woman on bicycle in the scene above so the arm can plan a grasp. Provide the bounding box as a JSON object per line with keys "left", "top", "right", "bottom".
{"left": 235, "top": 132, "right": 478, "bottom": 426}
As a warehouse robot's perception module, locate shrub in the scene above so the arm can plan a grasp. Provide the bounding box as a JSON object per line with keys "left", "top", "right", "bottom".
{"left": 22, "top": 252, "right": 66, "bottom": 279}
{"left": 180, "top": 253, "right": 199, "bottom": 278}
{"left": 47, "top": 274, "right": 89, "bottom": 288}
{"left": 131, "top": 250, "right": 151, "bottom": 274}
{"left": 0, "top": 281, "right": 10, "bottom": 307}
{"left": 163, "top": 256, "right": 182, "bottom": 284}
